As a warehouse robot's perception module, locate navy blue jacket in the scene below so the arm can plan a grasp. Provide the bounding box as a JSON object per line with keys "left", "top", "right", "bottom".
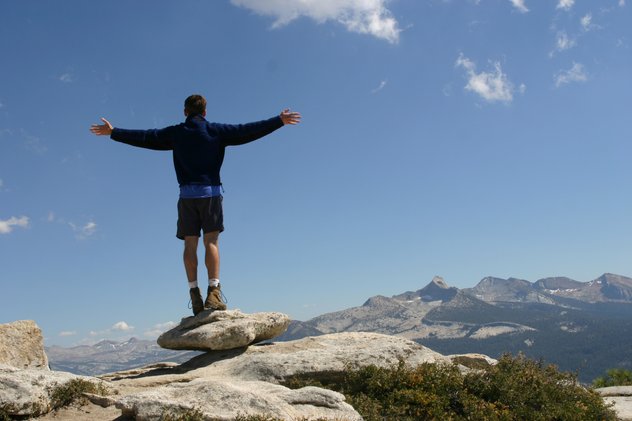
{"left": 110, "top": 114, "right": 284, "bottom": 186}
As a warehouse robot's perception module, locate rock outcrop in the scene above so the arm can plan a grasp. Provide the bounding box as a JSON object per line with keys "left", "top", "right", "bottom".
{"left": 98, "top": 332, "right": 449, "bottom": 420}
{"left": 115, "top": 379, "right": 362, "bottom": 421}
{"left": 157, "top": 309, "right": 290, "bottom": 351}
{"left": 596, "top": 386, "right": 632, "bottom": 421}
{"left": 0, "top": 364, "right": 105, "bottom": 418}
{"left": 0, "top": 320, "right": 49, "bottom": 370}
{"left": 0, "top": 321, "right": 108, "bottom": 419}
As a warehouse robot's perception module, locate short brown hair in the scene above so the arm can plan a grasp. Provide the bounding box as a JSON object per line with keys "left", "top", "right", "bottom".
{"left": 184, "top": 94, "right": 206, "bottom": 115}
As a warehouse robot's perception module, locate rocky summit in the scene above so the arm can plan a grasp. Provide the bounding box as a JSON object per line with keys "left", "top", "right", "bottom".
{"left": 157, "top": 309, "right": 290, "bottom": 351}
{"left": 2, "top": 318, "right": 631, "bottom": 420}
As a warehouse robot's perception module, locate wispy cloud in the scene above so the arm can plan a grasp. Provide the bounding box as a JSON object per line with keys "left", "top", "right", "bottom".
{"left": 230, "top": 0, "right": 401, "bottom": 43}
{"left": 69, "top": 220, "right": 97, "bottom": 239}
{"left": 455, "top": 54, "right": 515, "bottom": 104}
{"left": 371, "top": 80, "right": 387, "bottom": 94}
{"left": 143, "top": 321, "right": 177, "bottom": 338}
{"left": 509, "top": 0, "right": 529, "bottom": 13}
{"left": 556, "top": 0, "right": 575, "bottom": 11}
{"left": 48, "top": 213, "right": 99, "bottom": 239}
{"left": 580, "top": 13, "right": 594, "bottom": 31}
{"left": 59, "top": 331, "right": 77, "bottom": 337}
{"left": 0, "top": 216, "right": 29, "bottom": 234}
{"left": 59, "top": 73, "right": 73, "bottom": 83}
{"left": 620, "top": 0, "right": 626, "bottom": 6}
{"left": 550, "top": 31, "right": 576, "bottom": 56}
{"left": 555, "top": 62, "right": 588, "bottom": 87}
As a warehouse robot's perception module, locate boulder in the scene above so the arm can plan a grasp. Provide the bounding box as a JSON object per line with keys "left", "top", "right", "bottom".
{"left": 0, "top": 364, "right": 106, "bottom": 418}
{"left": 0, "top": 320, "right": 49, "bottom": 370}
{"left": 115, "top": 378, "right": 362, "bottom": 421}
{"left": 157, "top": 309, "right": 290, "bottom": 351}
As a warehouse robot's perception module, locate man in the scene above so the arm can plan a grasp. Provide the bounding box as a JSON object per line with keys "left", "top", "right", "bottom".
{"left": 90, "top": 94, "right": 301, "bottom": 315}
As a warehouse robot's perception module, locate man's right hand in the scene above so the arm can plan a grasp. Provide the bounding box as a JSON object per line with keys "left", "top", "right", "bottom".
{"left": 280, "top": 109, "right": 301, "bottom": 126}
{"left": 90, "top": 118, "right": 114, "bottom": 136}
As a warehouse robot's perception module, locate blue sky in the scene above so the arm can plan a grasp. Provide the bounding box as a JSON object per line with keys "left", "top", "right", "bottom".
{"left": 1, "top": 0, "right": 630, "bottom": 347}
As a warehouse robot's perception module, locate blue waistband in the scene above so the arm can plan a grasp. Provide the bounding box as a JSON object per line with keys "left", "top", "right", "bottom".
{"left": 179, "top": 184, "right": 222, "bottom": 198}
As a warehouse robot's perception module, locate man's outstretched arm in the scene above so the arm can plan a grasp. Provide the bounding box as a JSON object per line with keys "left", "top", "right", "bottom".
{"left": 90, "top": 117, "right": 174, "bottom": 151}
{"left": 217, "top": 109, "right": 302, "bottom": 146}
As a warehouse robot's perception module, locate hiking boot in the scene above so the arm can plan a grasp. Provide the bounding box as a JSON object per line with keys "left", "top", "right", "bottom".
{"left": 204, "top": 284, "right": 227, "bottom": 311}
{"left": 189, "top": 287, "right": 204, "bottom": 316}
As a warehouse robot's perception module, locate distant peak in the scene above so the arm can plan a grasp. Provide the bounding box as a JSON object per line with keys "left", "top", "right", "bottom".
{"left": 431, "top": 276, "right": 449, "bottom": 289}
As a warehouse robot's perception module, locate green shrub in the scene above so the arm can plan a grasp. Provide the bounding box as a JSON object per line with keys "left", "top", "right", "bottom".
{"left": 283, "top": 354, "right": 616, "bottom": 421}
{"left": 465, "top": 354, "right": 614, "bottom": 421}
{"left": 0, "top": 407, "right": 11, "bottom": 421}
{"left": 49, "top": 378, "right": 109, "bottom": 409}
{"left": 593, "top": 368, "right": 632, "bottom": 388}
{"left": 161, "top": 407, "right": 206, "bottom": 421}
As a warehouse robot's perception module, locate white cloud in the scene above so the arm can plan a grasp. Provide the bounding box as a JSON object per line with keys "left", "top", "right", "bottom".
{"left": 0, "top": 216, "right": 29, "bottom": 234}
{"left": 555, "top": 62, "right": 588, "bottom": 87}
{"left": 143, "top": 321, "right": 177, "bottom": 338}
{"left": 230, "top": 0, "right": 401, "bottom": 43}
{"left": 59, "top": 331, "right": 77, "bottom": 337}
{"left": 455, "top": 54, "right": 515, "bottom": 103}
{"left": 580, "top": 13, "right": 593, "bottom": 31}
{"left": 519, "top": 83, "right": 527, "bottom": 94}
{"left": 557, "top": 0, "right": 575, "bottom": 11}
{"left": 550, "top": 31, "right": 576, "bottom": 56}
{"left": 69, "top": 220, "right": 97, "bottom": 239}
{"left": 620, "top": 0, "right": 626, "bottom": 6}
{"left": 112, "top": 321, "right": 134, "bottom": 332}
{"left": 371, "top": 80, "right": 387, "bottom": 93}
{"left": 509, "top": 0, "right": 529, "bottom": 13}
{"left": 59, "top": 73, "right": 72, "bottom": 83}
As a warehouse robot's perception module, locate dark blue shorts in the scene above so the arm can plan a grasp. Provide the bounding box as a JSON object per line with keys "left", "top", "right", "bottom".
{"left": 176, "top": 196, "right": 224, "bottom": 240}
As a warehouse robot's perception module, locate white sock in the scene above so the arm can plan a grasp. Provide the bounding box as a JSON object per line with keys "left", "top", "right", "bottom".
{"left": 209, "top": 278, "right": 220, "bottom": 288}
{"left": 188, "top": 280, "right": 198, "bottom": 289}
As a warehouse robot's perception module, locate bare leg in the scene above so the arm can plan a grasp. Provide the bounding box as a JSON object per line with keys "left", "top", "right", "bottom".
{"left": 203, "top": 231, "right": 220, "bottom": 280}
{"left": 183, "top": 236, "right": 199, "bottom": 283}
{"left": 202, "top": 231, "right": 226, "bottom": 310}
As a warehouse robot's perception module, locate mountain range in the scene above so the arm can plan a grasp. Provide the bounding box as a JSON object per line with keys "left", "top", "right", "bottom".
{"left": 47, "top": 273, "right": 632, "bottom": 382}
{"left": 46, "top": 337, "right": 199, "bottom": 376}
{"left": 277, "top": 273, "right": 632, "bottom": 382}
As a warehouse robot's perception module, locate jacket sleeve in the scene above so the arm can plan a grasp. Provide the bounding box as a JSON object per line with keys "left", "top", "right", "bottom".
{"left": 214, "top": 116, "right": 284, "bottom": 147}
{"left": 110, "top": 126, "right": 175, "bottom": 151}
